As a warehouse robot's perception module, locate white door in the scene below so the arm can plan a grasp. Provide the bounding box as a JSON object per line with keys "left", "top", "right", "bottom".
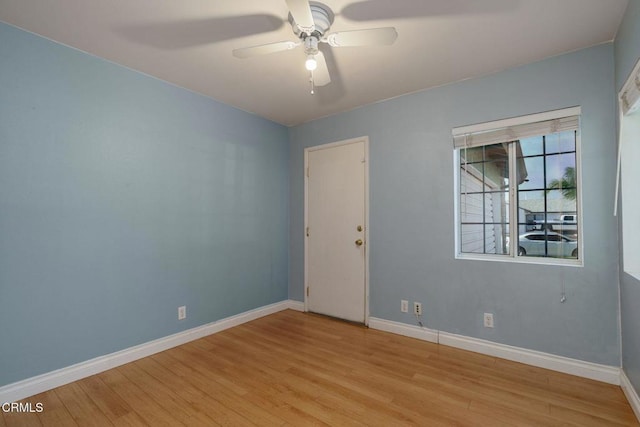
{"left": 306, "top": 138, "right": 367, "bottom": 323}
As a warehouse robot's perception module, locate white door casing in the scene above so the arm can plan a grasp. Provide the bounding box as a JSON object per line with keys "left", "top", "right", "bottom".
{"left": 304, "top": 137, "right": 369, "bottom": 324}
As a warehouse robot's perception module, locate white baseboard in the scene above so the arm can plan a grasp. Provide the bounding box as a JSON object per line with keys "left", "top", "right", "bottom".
{"left": 621, "top": 370, "right": 640, "bottom": 421}
{"left": 2, "top": 304, "right": 628, "bottom": 412}
{"left": 369, "top": 317, "right": 439, "bottom": 343}
{"left": 369, "top": 317, "right": 620, "bottom": 386}
{"left": 0, "top": 300, "right": 297, "bottom": 404}
{"left": 438, "top": 331, "right": 620, "bottom": 385}
{"left": 286, "top": 299, "right": 305, "bottom": 312}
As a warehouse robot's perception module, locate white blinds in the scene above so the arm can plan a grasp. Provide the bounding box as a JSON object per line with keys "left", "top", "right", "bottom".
{"left": 621, "top": 59, "right": 640, "bottom": 116}
{"left": 453, "top": 115, "right": 579, "bottom": 149}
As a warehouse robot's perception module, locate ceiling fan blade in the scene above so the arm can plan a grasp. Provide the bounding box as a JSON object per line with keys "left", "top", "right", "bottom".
{"left": 286, "top": 0, "right": 315, "bottom": 34}
{"left": 233, "top": 41, "right": 300, "bottom": 59}
{"left": 315, "top": 45, "right": 345, "bottom": 104}
{"left": 326, "top": 27, "right": 398, "bottom": 47}
{"left": 116, "top": 15, "right": 284, "bottom": 50}
{"left": 313, "top": 51, "right": 331, "bottom": 86}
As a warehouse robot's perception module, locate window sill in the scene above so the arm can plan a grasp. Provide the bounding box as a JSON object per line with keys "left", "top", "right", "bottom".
{"left": 624, "top": 271, "right": 640, "bottom": 281}
{"left": 456, "top": 253, "right": 583, "bottom": 267}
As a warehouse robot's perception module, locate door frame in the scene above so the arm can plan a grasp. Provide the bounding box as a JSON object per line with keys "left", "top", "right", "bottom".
{"left": 304, "top": 136, "right": 370, "bottom": 325}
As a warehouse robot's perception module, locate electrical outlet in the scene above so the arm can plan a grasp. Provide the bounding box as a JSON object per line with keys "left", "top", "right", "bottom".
{"left": 178, "top": 305, "right": 186, "bottom": 320}
{"left": 483, "top": 312, "right": 494, "bottom": 328}
{"left": 413, "top": 302, "right": 423, "bottom": 316}
{"left": 401, "top": 300, "right": 409, "bottom": 313}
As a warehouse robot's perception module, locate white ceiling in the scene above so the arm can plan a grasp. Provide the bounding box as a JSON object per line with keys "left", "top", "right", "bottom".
{"left": 0, "top": 0, "right": 629, "bottom": 126}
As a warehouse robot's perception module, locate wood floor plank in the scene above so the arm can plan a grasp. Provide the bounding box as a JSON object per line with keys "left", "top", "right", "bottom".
{"left": 117, "top": 362, "right": 221, "bottom": 427}
{"left": 98, "top": 368, "right": 183, "bottom": 426}
{"left": 174, "top": 360, "right": 288, "bottom": 425}
{"left": 23, "top": 310, "right": 639, "bottom": 426}
{"left": 150, "top": 351, "right": 260, "bottom": 426}
{"left": 468, "top": 399, "right": 561, "bottom": 427}
{"left": 549, "top": 402, "right": 640, "bottom": 427}
{"left": 2, "top": 407, "right": 42, "bottom": 427}
{"left": 76, "top": 375, "right": 135, "bottom": 424}
{"left": 34, "top": 390, "right": 78, "bottom": 427}
{"left": 54, "top": 382, "right": 113, "bottom": 426}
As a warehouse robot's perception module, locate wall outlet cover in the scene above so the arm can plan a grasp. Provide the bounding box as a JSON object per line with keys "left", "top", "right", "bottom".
{"left": 483, "top": 312, "right": 494, "bottom": 328}
{"left": 401, "top": 300, "right": 409, "bottom": 313}
{"left": 413, "top": 302, "right": 423, "bottom": 316}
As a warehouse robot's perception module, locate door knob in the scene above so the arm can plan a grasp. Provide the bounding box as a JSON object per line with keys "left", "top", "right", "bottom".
{"left": 355, "top": 239, "right": 363, "bottom": 247}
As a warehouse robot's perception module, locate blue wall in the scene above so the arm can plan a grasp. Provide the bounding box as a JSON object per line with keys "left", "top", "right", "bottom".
{"left": 0, "top": 22, "right": 289, "bottom": 386}
{"left": 615, "top": 0, "right": 640, "bottom": 395}
{"left": 290, "top": 43, "right": 620, "bottom": 365}
{"left": 0, "top": 10, "right": 629, "bottom": 389}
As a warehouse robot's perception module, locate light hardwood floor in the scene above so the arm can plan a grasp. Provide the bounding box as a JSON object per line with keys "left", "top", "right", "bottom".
{"left": 3, "top": 310, "right": 638, "bottom": 426}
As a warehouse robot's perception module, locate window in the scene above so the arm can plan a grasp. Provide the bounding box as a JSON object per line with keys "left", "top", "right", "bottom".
{"left": 618, "top": 59, "right": 640, "bottom": 279}
{"left": 454, "top": 107, "right": 582, "bottom": 265}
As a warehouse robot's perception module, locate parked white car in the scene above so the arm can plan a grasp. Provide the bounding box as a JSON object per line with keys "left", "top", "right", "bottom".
{"left": 515, "top": 231, "right": 578, "bottom": 258}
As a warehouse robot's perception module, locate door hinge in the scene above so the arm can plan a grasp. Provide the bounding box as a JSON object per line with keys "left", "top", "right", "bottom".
{"left": 306, "top": 167, "right": 309, "bottom": 178}
{"left": 306, "top": 226, "right": 310, "bottom": 237}
{"left": 306, "top": 286, "right": 309, "bottom": 297}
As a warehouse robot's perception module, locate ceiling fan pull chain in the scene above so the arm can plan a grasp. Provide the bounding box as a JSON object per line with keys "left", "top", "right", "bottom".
{"left": 309, "top": 73, "right": 315, "bottom": 95}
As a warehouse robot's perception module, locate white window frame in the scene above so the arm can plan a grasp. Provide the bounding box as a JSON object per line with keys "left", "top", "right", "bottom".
{"left": 617, "top": 58, "right": 640, "bottom": 279}
{"left": 453, "top": 107, "right": 583, "bottom": 266}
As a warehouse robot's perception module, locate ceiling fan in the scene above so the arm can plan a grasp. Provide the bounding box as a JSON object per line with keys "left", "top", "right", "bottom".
{"left": 232, "top": 0, "right": 398, "bottom": 93}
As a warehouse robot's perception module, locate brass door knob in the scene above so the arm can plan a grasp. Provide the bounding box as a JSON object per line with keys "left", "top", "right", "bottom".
{"left": 355, "top": 239, "right": 363, "bottom": 247}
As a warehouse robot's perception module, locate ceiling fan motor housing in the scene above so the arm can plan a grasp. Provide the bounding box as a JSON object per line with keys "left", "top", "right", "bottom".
{"left": 304, "top": 36, "right": 319, "bottom": 55}
{"left": 289, "top": 1, "right": 334, "bottom": 39}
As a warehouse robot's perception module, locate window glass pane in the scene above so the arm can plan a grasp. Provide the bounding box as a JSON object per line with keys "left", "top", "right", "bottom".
{"left": 485, "top": 191, "right": 509, "bottom": 221}
{"left": 519, "top": 190, "right": 546, "bottom": 230}
{"left": 460, "top": 146, "right": 484, "bottom": 164}
{"left": 518, "top": 156, "right": 544, "bottom": 191}
{"left": 516, "top": 231, "right": 545, "bottom": 257}
{"left": 515, "top": 130, "right": 578, "bottom": 259}
{"left": 484, "top": 144, "right": 509, "bottom": 163}
{"left": 460, "top": 224, "right": 509, "bottom": 255}
{"left": 545, "top": 131, "right": 576, "bottom": 154}
{"left": 459, "top": 143, "right": 509, "bottom": 255}
{"left": 515, "top": 230, "right": 577, "bottom": 258}
{"left": 460, "top": 224, "right": 484, "bottom": 254}
{"left": 460, "top": 193, "right": 483, "bottom": 223}
{"left": 460, "top": 164, "right": 482, "bottom": 195}
{"left": 545, "top": 189, "right": 577, "bottom": 215}
{"left": 545, "top": 189, "right": 578, "bottom": 238}
{"left": 485, "top": 161, "right": 509, "bottom": 185}
{"left": 486, "top": 224, "right": 509, "bottom": 255}
{"left": 546, "top": 153, "right": 576, "bottom": 192}
{"left": 481, "top": 144, "right": 508, "bottom": 191}
{"left": 519, "top": 136, "right": 544, "bottom": 156}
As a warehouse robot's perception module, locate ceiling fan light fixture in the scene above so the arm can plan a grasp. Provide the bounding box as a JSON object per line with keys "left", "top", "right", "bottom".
{"left": 305, "top": 54, "right": 317, "bottom": 71}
